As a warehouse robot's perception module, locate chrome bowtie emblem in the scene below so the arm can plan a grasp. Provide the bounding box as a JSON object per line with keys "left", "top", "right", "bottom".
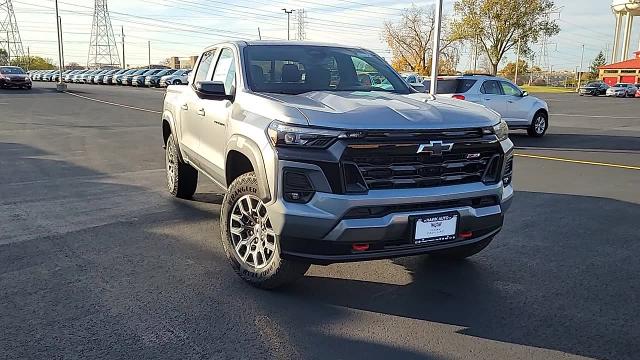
{"left": 417, "top": 141, "right": 454, "bottom": 156}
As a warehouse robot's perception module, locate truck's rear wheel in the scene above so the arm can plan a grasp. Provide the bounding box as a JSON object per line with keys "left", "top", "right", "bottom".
{"left": 165, "top": 134, "right": 198, "bottom": 199}
{"left": 220, "top": 172, "right": 309, "bottom": 289}
{"left": 428, "top": 236, "right": 494, "bottom": 260}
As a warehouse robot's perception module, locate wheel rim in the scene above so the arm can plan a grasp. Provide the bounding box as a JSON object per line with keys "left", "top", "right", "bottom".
{"left": 534, "top": 116, "right": 546, "bottom": 134}
{"left": 166, "top": 139, "right": 177, "bottom": 192}
{"left": 229, "top": 195, "right": 276, "bottom": 269}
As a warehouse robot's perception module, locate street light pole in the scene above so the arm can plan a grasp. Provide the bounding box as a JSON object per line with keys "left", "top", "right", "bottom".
{"left": 429, "top": 0, "right": 443, "bottom": 95}
{"left": 282, "top": 9, "right": 295, "bottom": 40}
{"left": 577, "top": 44, "right": 585, "bottom": 89}
{"left": 54, "top": 0, "right": 66, "bottom": 91}
{"left": 514, "top": 39, "right": 521, "bottom": 85}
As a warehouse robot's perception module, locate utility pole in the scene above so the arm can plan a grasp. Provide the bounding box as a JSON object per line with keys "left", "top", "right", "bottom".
{"left": 429, "top": 0, "right": 443, "bottom": 95}
{"left": 121, "top": 26, "right": 125, "bottom": 68}
{"left": 54, "top": 0, "right": 66, "bottom": 90}
{"left": 148, "top": 40, "right": 151, "bottom": 68}
{"left": 514, "top": 39, "right": 521, "bottom": 85}
{"left": 6, "top": 31, "right": 9, "bottom": 65}
{"left": 577, "top": 44, "right": 585, "bottom": 89}
{"left": 26, "top": 46, "right": 29, "bottom": 70}
{"left": 473, "top": 35, "right": 479, "bottom": 73}
{"left": 58, "top": 16, "right": 65, "bottom": 72}
{"left": 282, "top": 8, "right": 295, "bottom": 40}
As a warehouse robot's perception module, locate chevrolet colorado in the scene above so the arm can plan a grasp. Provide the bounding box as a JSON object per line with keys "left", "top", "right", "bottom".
{"left": 162, "top": 41, "right": 514, "bottom": 289}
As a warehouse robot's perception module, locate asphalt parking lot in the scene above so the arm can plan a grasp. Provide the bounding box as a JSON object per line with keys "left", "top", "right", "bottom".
{"left": 1, "top": 83, "right": 639, "bottom": 360}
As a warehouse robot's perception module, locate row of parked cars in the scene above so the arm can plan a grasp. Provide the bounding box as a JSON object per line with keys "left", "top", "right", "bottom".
{"left": 30, "top": 68, "right": 191, "bottom": 87}
{"left": 578, "top": 81, "right": 640, "bottom": 97}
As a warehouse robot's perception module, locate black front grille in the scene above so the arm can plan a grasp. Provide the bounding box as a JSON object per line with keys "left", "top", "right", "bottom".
{"left": 342, "top": 136, "right": 502, "bottom": 191}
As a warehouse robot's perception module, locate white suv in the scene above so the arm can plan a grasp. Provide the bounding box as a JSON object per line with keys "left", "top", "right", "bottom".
{"left": 429, "top": 75, "right": 549, "bottom": 137}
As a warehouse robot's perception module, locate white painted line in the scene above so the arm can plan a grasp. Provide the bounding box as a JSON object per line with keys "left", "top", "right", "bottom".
{"left": 551, "top": 113, "right": 640, "bottom": 119}
{"left": 64, "top": 91, "right": 161, "bottom": 114}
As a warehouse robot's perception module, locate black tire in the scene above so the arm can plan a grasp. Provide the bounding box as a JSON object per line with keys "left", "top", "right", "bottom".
{"left": 220, "top": 172, "right": 310, "bottom": 289}
{"left": 527, "top": 110, "right": 548, "bottom": 137}
{"left": 428, "top": 236, "right": 494, "bottom": 260}
{"left": 173, "top": 79, "right": 182, "bottom": 85}
{"left": 165, "top": 134, "right": 198, "bottom": 199}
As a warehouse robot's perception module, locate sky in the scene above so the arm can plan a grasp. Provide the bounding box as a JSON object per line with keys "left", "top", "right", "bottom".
{"left": 6, "top": 0, "right": 633, "bottom": 71}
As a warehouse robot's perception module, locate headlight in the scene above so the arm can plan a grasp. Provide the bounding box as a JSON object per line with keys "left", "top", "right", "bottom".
{"left": 483, "top": 119, "right": 509, "bottom": 141}
{"left": 267, "top": 121, "right": 363, "bottom": 148}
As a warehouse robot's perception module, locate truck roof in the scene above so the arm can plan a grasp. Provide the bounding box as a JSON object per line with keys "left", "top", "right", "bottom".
{"left": 205, "top": 40, "right": 365, "bottom": 50}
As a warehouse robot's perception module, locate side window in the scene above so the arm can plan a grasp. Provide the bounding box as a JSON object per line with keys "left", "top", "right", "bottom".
{"left": 501, "top": 81, "right": 522, "bottom": 96}
{"left": 193, "top": 49, "right": 216, "bottom": 83}
{"left": 211, "top": 48, "right": 236, "bottom": 94}
{"left": 481, "top": 80, "right": 502, "bottom": 95}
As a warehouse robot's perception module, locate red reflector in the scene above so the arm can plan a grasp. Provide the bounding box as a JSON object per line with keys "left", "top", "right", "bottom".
{"left": 352, "top": 243, "right": 369, "bottom": 251}
{"left": 452, "top": 94, "right": 466, "bottom": 100}
{"left": 459, "top": 231, "right": 473, "bottom": 239}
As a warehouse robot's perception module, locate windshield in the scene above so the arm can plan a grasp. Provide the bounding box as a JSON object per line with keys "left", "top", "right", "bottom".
{"left": 244, "top": 45, "right": 410, "bottom": 95}
{"left": 0, "top": 67, "right": 25, "bottom": 74}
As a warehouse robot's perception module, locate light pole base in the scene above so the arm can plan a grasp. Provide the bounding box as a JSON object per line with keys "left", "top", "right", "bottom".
{"left": 56, "top": 83, "right": 67, "bottom": 92}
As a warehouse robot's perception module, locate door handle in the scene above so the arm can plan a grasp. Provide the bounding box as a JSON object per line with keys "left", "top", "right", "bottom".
{"left": 197, "top": 108, "right": 206, "bottom": 116}
{"left": 507, "top": 100, "right": 514, "bottom": 103}
{"left": 181, "top": 103, "right": 188, "bottom": 110}
{"left": 484, "top": 98, "right": 491, "bottom": 101}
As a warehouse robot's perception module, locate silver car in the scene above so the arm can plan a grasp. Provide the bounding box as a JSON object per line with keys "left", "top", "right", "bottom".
{"left": 159, "top": 69, "right": 191, "bottom": 87}
{"left": 432, "top": 75, "right": 550, "bottom": 137}
{"left": 606, "top": 83, "right": 637, "bottom": 97}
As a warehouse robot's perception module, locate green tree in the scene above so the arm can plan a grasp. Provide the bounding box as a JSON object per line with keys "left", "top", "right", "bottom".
{"left": 0, "top": 49, "right": 7, "bottom": 65}
{"left": 499, "top": 59, "right": 529, "bottom": 82}
{"left": 589, "top": 51, "right": 606, "bottom": 80}
{"left": 451, "top": 0, "right": 560, "bottom": 75}
{"left": 15, "top": 56, "right": 56, "bottom": 70}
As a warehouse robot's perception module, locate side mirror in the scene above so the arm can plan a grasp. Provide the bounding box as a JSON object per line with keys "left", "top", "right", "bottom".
{"left": 521, "top": 91, "right": 528, "bottom": 97}
{"left": 194, "top": 81, "right": 232, "bottom": 100}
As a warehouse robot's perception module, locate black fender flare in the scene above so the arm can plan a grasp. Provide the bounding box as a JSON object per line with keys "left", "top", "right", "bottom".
{"left": 226, "top": 135, "right": 271, "bottom": 202}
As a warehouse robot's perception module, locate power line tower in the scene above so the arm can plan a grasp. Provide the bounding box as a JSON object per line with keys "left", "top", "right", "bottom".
{"left": 296, "top": 9, "right": 306, "bottom": 41}
{"left": 0, "top": 0, "right": 25, "bottom": 64}
{"left": 87, "top": 0, "right": 120, "bottom": 68}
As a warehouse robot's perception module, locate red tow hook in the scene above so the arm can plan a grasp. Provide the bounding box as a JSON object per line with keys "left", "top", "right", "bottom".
{"left": 459, "top": 231, "right": 473, "bottom": 239}
{"left": 352, "top": 243, "right": 370, "bottom": 251}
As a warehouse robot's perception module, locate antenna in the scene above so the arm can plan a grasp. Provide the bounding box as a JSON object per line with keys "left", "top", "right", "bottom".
{"left": 0, "top": 0, "right": 25, "bottom": 64}
{"left": 87, "top": 0, "right": 120, "bottom": 68}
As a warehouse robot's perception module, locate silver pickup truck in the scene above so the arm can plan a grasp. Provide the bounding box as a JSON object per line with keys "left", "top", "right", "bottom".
{"left": 162, "top": 41, "right": 514, "bottom": 289}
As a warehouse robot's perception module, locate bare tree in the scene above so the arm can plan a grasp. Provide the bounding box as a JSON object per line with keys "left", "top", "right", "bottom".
{"left": 383, "top": 5, "right": 460, "bottom": 75}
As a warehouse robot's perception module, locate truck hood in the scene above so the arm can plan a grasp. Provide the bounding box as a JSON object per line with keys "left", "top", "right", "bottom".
{"left": 258, "top": 91, "right": 500, "bottom": 130}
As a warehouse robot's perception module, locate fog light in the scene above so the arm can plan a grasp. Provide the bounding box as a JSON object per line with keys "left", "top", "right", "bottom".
{"left": 352, "top": 243, "right": 369, "bottom": 251}
{"left": 459, "top": 231, "right": 473, "bottom": 239}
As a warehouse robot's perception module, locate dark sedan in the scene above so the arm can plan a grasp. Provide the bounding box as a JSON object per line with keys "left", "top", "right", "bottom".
{"left": 579, "top": 81, "right": 608, "bottom": 96}
{"left": 0, "top": 66, "right": 32, "bottom": 89}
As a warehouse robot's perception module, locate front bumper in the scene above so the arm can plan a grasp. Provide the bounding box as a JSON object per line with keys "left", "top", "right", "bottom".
{"left": 267, "top": 167, "right": 513, "bottom": 264}
{"left": 0, "top": 79, "right": 31, "bottom": 87}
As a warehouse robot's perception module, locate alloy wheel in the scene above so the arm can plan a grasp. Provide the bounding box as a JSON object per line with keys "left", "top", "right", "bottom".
{"left": 165, "top": 139, "right": 177, "bottom": 191}
{"left": 229, "top": 195, "right": 276, "bottom": 269}
{"left": 534, "top": 116, "right": 547, "bottom": 134}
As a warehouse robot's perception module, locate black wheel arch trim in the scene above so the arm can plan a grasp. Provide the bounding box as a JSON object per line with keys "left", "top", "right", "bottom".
{"left": 226, "top": 135, "right": 271, "bottom": 202}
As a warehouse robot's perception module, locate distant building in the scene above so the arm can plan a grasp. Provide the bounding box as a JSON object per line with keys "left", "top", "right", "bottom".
{"left": 168, "top": 56, "right": 198, "bottom": 69}
{"left": 599, "top": 50, "right": 640, "bottom": 85}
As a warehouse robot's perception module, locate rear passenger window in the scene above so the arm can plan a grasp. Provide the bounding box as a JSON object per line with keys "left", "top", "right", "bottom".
{"left": 193, "top": 49, "right": 216, "bottom": 83}
{"left": 481, "top": 80, "right": 502, "bottom": 95}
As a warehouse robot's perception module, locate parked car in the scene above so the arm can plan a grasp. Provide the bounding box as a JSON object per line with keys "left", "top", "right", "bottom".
{"left": 94, "top": 69, "right": 119, "bottom": 84}
{"left": 113, "top": 69, "right": 137, "bottom": 85}
{"left": 132, "top": 68, "right": 163, "bottom": 87}
{"left": 400, "top": 72, "right": 426, "bottom": 92}
{"left": 606, "top": 83, "right": 637, "bottom": 97}
{"left": 103, "top": 69, "right": 126, "bottom": 85}
{"left": 122, "top": 69, "right": 148, "bottom": 86}
{"left": 145, "top": 69, "right": 176, "bottom": 87}
{"left": 0, "top": 66, "right": 32, "bottom": 89}
{"left": 578, "top": 81, "right": 608, "bottom": 96}
{"left": 42, "top": 71, "right": 56, "bottom": 82}
{"left": 162, "top": 41, "right": 514, "bottom": 288}
{"left": 159, "top": 69, "right": 191, "bottom": 87}
{"left": 433, "top": 75, "right": 549, "bottom": 137}
{"left": 64, "top": 70, "right": 85, "bottom": 83}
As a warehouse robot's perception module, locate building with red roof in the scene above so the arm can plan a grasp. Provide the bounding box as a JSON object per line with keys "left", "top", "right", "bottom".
{"left": 599, "top": 51, "right": 640, "bottom": 85}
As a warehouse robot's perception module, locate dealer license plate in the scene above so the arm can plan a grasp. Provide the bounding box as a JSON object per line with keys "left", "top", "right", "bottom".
{"left": 414, "top": 214, "right": 458, "bottom": 244}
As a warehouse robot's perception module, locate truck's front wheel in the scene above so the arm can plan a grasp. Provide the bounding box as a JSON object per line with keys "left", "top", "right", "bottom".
{"left": 220, "top": 172, "right": 309, "bottom": 289}
{"left": 165, "top": 134, "right": 198, "bottom": 199}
